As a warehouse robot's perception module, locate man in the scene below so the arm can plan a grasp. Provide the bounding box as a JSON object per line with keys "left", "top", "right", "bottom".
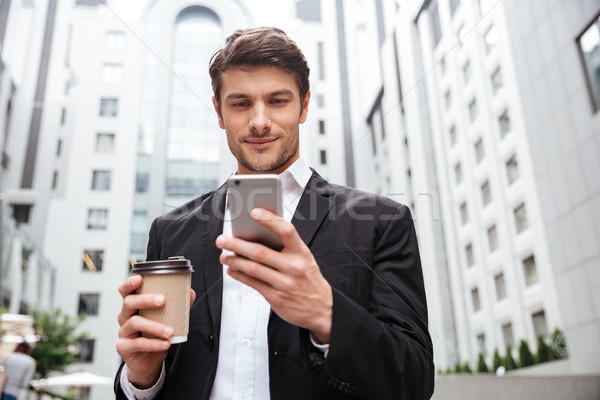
{"left": 1, "top": 342, "right": 36, "bottom": 400}
{"left": 115, "top": 27, "right": 433, "bottom": 399}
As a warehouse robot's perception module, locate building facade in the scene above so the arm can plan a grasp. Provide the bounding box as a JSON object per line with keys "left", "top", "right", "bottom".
{"left": 348, "top": 0, "right": 599, "bottom": 373}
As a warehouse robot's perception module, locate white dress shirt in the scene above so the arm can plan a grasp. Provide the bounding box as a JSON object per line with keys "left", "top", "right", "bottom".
{"left": 121, "top": 158, "right": 328, "bottom": 400}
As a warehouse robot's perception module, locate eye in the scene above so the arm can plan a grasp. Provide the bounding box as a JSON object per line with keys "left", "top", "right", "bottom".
{"left": 232, "top": 101, "right": 249, "bottom": 108}
{"left": 271, "top": 98, "right": 288, "bottom": 105}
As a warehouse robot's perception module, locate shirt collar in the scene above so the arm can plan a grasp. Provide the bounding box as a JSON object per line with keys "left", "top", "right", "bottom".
{"left": 279, "top": 157, "right": 312, "bottom": 194}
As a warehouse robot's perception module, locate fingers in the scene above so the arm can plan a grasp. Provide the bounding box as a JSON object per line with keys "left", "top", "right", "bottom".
{"left": 119, "top": 275, "right": 143, "bottom": 299}
{"left": 119, "top": 314, "right": 173, "bottom": 340}
{"left": 190, "top": 288, "right": 196, "bottom": 306}
{"left": 220, "top": 252, "right": 288, "bottom": 289}
{"left": 116, "top": 335, "right": 171, "bottom": 356}
{"left": 251, "top": 208, "right": 304, "bottom": 252}
{"left": 117, "top": 292, "right": 165, "bottom": 327}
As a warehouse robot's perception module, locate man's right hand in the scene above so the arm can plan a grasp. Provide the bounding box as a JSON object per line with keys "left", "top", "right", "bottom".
{"left": 116, "top": 274, "right": 196, "bottom": 389}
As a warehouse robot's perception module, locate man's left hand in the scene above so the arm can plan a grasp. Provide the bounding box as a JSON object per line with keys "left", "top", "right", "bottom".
{"left": 216, "top": 207, "right": 332, "bottom": 344}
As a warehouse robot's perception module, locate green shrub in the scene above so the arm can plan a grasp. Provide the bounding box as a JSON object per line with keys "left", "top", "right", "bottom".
{"left": 504, "top": 344, "right": 517, "bottom": 370}
{"left": 453, "top": 361, "right": 462, "bottom": 373}
{"left": 519, "top": 339, "right": 535, "bottom": 368}
{"left": 462, "top": 362, "right": 472, "bottom": 373}
{"left": 537, "top": 335, "right": 551, "bottom": 363}
{"left": 492, "top": 348, "right": 502, "bottom": 371}
{"left": 477, "top": 353, "right": 489, "bottom": 373}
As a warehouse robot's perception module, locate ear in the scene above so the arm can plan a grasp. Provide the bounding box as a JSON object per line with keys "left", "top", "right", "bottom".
{"left": 213, "top": 96, "right": 225, "bottom": 129}
{"left": 299, "top": 90, "right": 310, "bottom": 124}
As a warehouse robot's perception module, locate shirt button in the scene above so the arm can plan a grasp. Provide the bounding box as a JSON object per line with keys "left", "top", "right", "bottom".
{"left": 241, "top": 338, "right": 251, "bottom": 346}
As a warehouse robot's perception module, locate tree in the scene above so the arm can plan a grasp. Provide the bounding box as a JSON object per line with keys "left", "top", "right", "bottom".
{"left": 504, "top": 344, "right": 517, "bottom": 371}
{"left": 537, "top": 335, "right": 551, "bottom": 363}
{"left": 30, "top": 308, "right": 89, "bottom": 378}
{"left": 492, "top": 348, "right": 502, "bottom": 371}
{"left": 518, "top": 339, "right": 535, "bottom": 368}
{"left": 477, "top": 353, "right": 489, "bottom": 373}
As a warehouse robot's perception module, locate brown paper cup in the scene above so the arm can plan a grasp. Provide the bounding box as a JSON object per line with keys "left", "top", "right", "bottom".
{"left": 132, "top": 256, "right": 194, "bottom": 344}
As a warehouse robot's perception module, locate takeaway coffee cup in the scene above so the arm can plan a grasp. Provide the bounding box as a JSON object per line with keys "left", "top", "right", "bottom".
{"left": 131, "top": 256, "right": 194, "bottom": 344}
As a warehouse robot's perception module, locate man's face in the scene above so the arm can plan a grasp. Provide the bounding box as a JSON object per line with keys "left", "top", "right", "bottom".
{"left": 213, "top": 65, "right": 310, "bottom": 175}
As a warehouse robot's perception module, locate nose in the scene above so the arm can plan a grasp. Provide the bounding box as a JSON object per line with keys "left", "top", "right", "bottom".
{"left": 249, "top": 102, "right": 271, "bottom": 134}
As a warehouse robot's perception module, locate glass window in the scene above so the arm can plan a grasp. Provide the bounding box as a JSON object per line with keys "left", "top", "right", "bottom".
{"left": 317, "top": 42, "right": 325, "bottom": 80}
{"left": 166, "top": 8, "right": 224, "bottom": 207}
{"left": 56, "top": 139, "right": 62, "bottom": 156}
{"left": 296, "top": 0, "right": 322, "bottom": 22}
{"left": 136, "top": 173, "right": 149, "bottom": 192}
{"left": 481, "top": 180, "right": 491, "bottom": 206}
{"left": 460, "top": 202, "right": 468, "bottom": 225}
{"left": 78, "top": 293, "right": 100, "bottom": 316}
{"left": 502, "top": 322, "right": 514, "bottom": 347}
{"left": 105, "top": 31, "right": 125, "bottom": 51}
{"left": 471, "top": 287, "right": 481, "bottom": 312}
{"left": 445, "top": 90, "right": 452, "bottom": 110}
{"left": 514, "top": 203, "right": 528, "bottom": 233}
{"left": 577, "top": 15, "right": 600, "bottom": 112}
{"left": 429, "top": 0, "right": 442, "bottom": 48}
{"left": 449, "top": 125, "right": 457, "bottom": 146}
{"left": 99, "top": 98, "right": 118, "bottom": 117}
{"left": 60, "top": 108, "right": 66, "bottom": 125}
{"left": 87, "top": 209, "right": 108, "bottom": 230}
{"left": 454, "top": 162, "right": 463, "bottom": 184}
{"left": 488, "top": 225, "right": 499, "bottom": 252}
{"left": 491, "top": 67, "right": 502, "bottom": 95}
{"left": 457, "top": 24, "right": 466, "bottom": 47}
{"left": 77, "top": 339, "right": 95, "bottom": 363}
{"left": 92, "top": 170, "right": 111, "bottom": 191}
{"left": 319, "top": 120, "right": 326, "bottom": 135}
{"left": 469, "top": 99, "right": 478, "bottom": 122}
{"left": 506, "top": 155, "right": 519, "bottom": 184}
{"left": 52, "top": 171, "right": 58, "bottom": 190}
{"left": 12, "top": 204, "right": 32, "bottom": 224}
{"left": 523, "top": 255, "right": 538, "bottom": 286}
{"left": 484, "top": 24, "right": 498, "bottom": 53}
{"left": 102, "top": 63, "right": 123, "bottom": 84}
{"left": 477, "top": 333, "right": 486, "bottom": 357}
{"left": 449, "top": 0, "right": 460, "bottom": 16}
{"left": 466, "top": 243, "right": 475, "bottom": 267}
{"left": 494, "top": 272, "right": 506, "bottom": 300}
{"left": 320, "top": 149, "right": 327, "bottom": 165}
{"left": 440, "top": 57, "right": 447, "bottom": 75}
{"left": 475, "top": 138, "right": 484, "bottom": 163}
{"left": 82, "top": 250, "right": 104, "bottom": 272}
{"left": 317, "top": 94, "right": 325, "bottom": 107}
{"left": 463, "top": 60, "right": 472, "bottom": 83}
{"left": 132, "top": 211, "right": 147, "bottom": 234}
{"left": 532, "top": 310, "right": 548, "bottom": 338}
{"left": 95, "top": 133, "right": 115, "bottom": 153}
{"left": 498, "top": 110, "right": 511, "bottom": 137}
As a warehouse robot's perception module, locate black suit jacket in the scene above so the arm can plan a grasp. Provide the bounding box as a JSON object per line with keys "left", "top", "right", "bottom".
{"left": 115, "top": 171, "right": 434, "bottom": 399}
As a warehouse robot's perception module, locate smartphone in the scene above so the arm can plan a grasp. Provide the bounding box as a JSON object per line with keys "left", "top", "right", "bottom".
{"left": 227, "top": 174, "right": 283, "bottom": 250}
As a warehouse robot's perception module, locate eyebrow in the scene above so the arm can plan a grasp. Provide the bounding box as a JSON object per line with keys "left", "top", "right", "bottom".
{"left": 223, "top": 89, "right": 295, "bottom": 102}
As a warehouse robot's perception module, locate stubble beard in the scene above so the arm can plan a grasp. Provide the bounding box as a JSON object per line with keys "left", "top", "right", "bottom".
{"left": 234, "top": 130, "right": 299, "bottom": 173}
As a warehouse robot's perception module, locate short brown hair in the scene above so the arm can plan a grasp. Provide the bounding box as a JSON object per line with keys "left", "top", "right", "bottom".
{"left": 15, "top": 341, "right": 32, "bottom": 354}
{"left": 209, "top": 27, "right": 310, "bottom": 108}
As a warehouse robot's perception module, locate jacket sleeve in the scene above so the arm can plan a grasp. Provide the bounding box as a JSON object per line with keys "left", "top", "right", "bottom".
{"left": 300, "top": 205, "right": 434, "bottom": 399}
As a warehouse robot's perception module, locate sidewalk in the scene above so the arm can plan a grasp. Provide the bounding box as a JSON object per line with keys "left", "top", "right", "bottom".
{"left": 432, "top": 374, "right": 600, "bottom": 400}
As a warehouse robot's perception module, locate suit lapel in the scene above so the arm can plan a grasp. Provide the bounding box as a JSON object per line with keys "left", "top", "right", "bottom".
{"left": 200, "top": 185, "right": 227, "bottom": 336}
{"left": 292, "top": 171, "right": 335, "bottom": 250}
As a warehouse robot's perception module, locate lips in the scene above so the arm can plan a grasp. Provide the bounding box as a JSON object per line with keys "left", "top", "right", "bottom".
{"left": 245, "top": 137, "right": 278, "bottom": 149}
